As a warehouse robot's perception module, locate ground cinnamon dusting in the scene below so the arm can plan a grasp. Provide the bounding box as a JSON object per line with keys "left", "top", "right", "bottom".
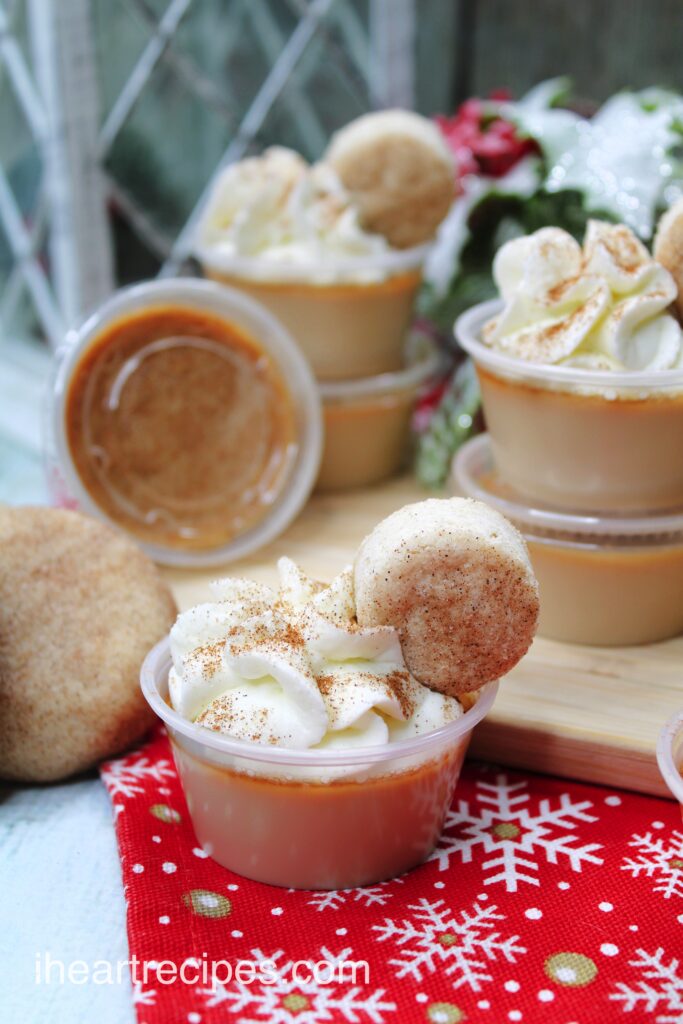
{"left": 383, "top": 669, "right": 415, "bottom": 717}
{"left": 316, "top": 674, "right": 335, "bottom": 695}
{"left": 184, "top": 640, "right": 225, "bottom": 680}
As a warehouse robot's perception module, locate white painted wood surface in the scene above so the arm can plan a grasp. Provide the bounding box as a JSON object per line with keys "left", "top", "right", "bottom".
{"left": 1, "top": 778, "right": 133, "bottom": 1024}
{"left": 0, "top": 338, "right": 131, "bottom": 1022}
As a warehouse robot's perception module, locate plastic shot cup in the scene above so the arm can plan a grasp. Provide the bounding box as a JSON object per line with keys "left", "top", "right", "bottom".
{"left": 454, "top": 434, "right": 683, "bottom": 646}
{"left": 198, "top": 244, "right": 430, "bottom": 381}
{"left": 456, "top": 299, "right": 683, "bottom": 515}
{"left": 141, "top": 636, "right": 498, "bottom": 889}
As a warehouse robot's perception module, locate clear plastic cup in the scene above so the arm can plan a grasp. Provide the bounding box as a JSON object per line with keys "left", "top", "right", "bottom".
{"left": 49, "top": 278, "right": 322, "bottom": 568}
{"left": 198, "top": 245, "right": 430, "bottom": 381}
{"left": 454, "top": 434, "right": 683, "bottom": 646}
{"left": 657, "top": 711, "right": 683, "bottom": 816}
{"left": 141, "top": 636, "right": 498, "bottom": 889}
{"left": 456, "top": 299, "right": 683, "bottom": 514}
{"left": 316, "top": 335, "right": 442, "bottom": 492}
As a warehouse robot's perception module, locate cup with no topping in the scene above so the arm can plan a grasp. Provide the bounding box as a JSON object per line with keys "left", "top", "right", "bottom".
{"left": 456, "top": 222, "right": 683, "bottom": 514}
{"left": 454, "top": 433, "right": 683, "bottom": 646}
{"left": 49, "top": 278, "right": 322, "bottom": 567}
{"left": 316, "top": 334, "right": 442, "bottom": 491}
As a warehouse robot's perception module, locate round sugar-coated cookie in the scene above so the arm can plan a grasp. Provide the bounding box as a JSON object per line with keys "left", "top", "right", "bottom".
{"left": 354, "top": 497, "right": 539, "bottom": 696}
{"left": 654, "top": 197, "right": 683, "bottom": 321}
{"left": 325, "top": 110, "right": 454, "bottom": 249}
{"left": 0, "top": 506, "right": 177, "bottom": 782}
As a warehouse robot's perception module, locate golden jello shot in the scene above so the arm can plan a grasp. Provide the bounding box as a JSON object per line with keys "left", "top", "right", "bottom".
{"left": 454, "top": 434, "right": 683, "bottom": 646}
{"left": 142, "top": 498, "right": 538, "bottom": 889}
{"left": 195, "top": 114, "right": 454, "bottom": 382}
{"left": 456, "top": 220, "right": 683, "bottom": 514}
{"left": 316, "top": 335, "right": 441, "bottom": 491}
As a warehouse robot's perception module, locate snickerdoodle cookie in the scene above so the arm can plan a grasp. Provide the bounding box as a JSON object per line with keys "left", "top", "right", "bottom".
{"left": 654, "top": 197, "right": 683, "bottom": 321}
{"left": 354, "top": 497, "right": 539, "bottom": 696}
{"left": 325, "top": 110, "right": 454, "bottom": 249}
{"left": 0, "top": 506, "right": 176, "bottom": 782}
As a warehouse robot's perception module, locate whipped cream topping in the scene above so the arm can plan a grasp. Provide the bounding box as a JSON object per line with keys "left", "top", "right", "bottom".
{"left": 195, "top": 147, "right": 391, "bottom": 282}
{"left": 169, "top": 558, "right": 462, "bottom": 751}
{"left": 483, "top": 221, "right": 683, "bottom": 371}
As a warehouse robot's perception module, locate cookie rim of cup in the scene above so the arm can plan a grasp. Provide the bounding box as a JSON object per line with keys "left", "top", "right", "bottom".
{"left": 456, "top": 298, "right": 683, "bottom": 392}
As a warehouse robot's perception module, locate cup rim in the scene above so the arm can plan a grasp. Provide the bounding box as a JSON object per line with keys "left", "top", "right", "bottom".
{"left": 50, "top": 277, "right": 323, "bottom": 568}
{"left": 455, "top": 298, "right": 683, "bottom": 391}
{"left": 141, "top": 635, "right": 499, "bottom": 767}
{"left": 318, "top": 333, "right": 443, "bottom": 401}
{"left": 196, "top": 241, "right": 431, "bottom": 283}
{"left": 453, "top": 434, "right": 683, "bottom": 540}
{"left": 656, "top": 709, "right": 683, "bottom": 803}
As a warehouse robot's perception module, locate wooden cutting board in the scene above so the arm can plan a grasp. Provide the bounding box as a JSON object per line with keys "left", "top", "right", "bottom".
{"left": 163, "top": 476, "right": 683, "bottom": 799}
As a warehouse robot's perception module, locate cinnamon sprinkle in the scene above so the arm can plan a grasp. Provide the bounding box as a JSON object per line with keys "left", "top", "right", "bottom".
{"left": 184, "top": 640, "right": 225, "bottom": 680}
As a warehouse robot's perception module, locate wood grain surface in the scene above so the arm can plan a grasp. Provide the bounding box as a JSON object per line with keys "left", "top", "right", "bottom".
{"left": 163, "top": 476, "right": 683, "bottom": 799}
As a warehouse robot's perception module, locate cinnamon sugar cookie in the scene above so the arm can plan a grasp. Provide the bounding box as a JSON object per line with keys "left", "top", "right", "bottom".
{"left": 654, "top": 197, "right": 683, "bottom": 321}
{"left": 0, "top": 506, "right": 176, "bottom": 781}
{"left": 354, "top": 497, "right": 539, "bottom": 696}
{"left": 325, "top": 110, "right": 454, "bottom": 249}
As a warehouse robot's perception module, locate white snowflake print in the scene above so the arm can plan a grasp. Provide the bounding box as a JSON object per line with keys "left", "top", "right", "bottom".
{"left": 609, "top": 948, "right": 683, "bottom": 1023}
{"left": 431, "top": 773, "right": 603, "bottom": 892}
{"left": 621, "top": 829, "right": 683, "bottom": 901}
{"left": 372, "top": 897, "right": 525, "bottom": 993}
{"left": 131, "top": 978, "right": 156, "bottom": 1006}
{"left": 307, "top": 880, "right": 400, "bottom": 912}
{"left": 199, "top": 946, "right": 395, "bottom": 1024}
{"left": 100, "top": 755, "right": 176, "bottom": 799}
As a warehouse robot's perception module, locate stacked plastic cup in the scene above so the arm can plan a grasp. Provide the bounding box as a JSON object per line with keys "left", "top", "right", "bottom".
{"left": 452, "top": 298, "right": 683, "bottom": 647}
{"left": 198, "top": 243, "right": 440, "bottom": 492}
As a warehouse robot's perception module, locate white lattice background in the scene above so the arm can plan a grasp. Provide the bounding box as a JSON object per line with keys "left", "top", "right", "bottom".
{"left": 0, "top": 0, "right": 446, "bottom": 502}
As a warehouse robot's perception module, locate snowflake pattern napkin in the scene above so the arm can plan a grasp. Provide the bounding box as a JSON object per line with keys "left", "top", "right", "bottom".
{"left": 101, "top": 726, "right": 683, "bottom": 1024}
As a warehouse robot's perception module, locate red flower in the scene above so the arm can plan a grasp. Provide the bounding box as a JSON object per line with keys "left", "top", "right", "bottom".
{"left": 436, "top": 93, "right": 538, "bottom": 183}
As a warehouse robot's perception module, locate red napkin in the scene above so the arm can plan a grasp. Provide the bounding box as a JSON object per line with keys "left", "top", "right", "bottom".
{"left": 101, "top": 727, "right": 683, "bottom": 1024}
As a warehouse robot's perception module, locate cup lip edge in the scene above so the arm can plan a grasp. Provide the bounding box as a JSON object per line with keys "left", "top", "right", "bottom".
{"left": 49, "top": 277, "right": 323, "bottom": 568}
{"left": 140, "top": 635, "right": 499, "bottom": 767}
{"left": 455, "top": 298, "right": 683, "bottom": 392}
{"left": 453, "top": 434, "right": 683, "bottom": 540}
{"left": 195, "top": 241, "right": 431, "bottom": 282}
{"left": 656, "top": 709, "right": 683, "bottom": 803}
{"left": 318, "top": 335, "right": 443, "bottom": 400}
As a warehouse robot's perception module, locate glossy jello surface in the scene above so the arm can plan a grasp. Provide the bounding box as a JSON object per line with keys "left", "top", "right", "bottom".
{"left": 65, "top": 305, "right": 297, "bottom": 551}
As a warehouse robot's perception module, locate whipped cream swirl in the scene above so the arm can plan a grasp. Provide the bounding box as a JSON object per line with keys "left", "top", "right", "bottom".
{"left": 483, "top": 221, "right": 683, "bottom": 371}
{"left": 195, "top": 147, "right": 390, "bottom": 282}
{"left": 169, "top": 558, "right": 461, "bottom": 751}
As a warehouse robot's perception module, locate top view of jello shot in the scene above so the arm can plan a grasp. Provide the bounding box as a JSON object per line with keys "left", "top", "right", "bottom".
{"left": 142, "top": 497, "right": 539, "bottom": 890}
{"left": 195, "top": 110, "right": 454, "bottom": 380}
{"left": 456, "top": 213, "right": 683, "bottom": 513}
